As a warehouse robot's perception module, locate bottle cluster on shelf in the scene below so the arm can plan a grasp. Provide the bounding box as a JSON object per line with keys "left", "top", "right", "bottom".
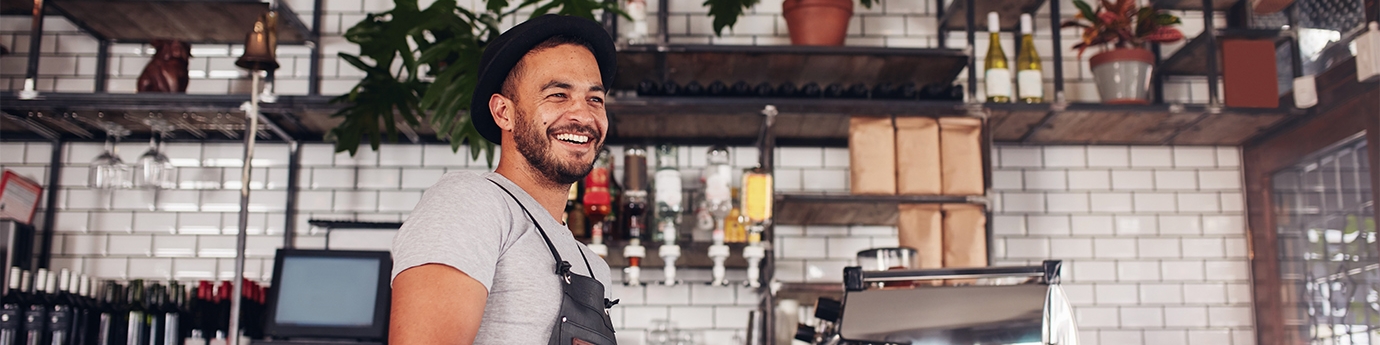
{"left": 563, "top": 145, "right": 753, "bottom": 247}
{"left": 1, "top": 267, "right": 268, "bottom": 345}
{"left": 634, "top": 79, "right": 965, "bottom": 101}
{"left": 984, "top": 12, "right": 1045, "bottom": 104}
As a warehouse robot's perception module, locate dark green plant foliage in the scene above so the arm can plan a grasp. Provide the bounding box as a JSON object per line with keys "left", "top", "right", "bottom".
{"left": 331, "top": 0, "right": 621, "bottom": 165}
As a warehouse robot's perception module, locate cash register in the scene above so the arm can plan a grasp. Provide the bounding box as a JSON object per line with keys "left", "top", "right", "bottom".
{"left": 258, "top": 249, "right": 392, "bottom": 345}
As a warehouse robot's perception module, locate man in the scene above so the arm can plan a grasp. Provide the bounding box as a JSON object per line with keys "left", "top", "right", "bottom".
{"left": 389, "top": 15, "right": 620, "bottom": 345}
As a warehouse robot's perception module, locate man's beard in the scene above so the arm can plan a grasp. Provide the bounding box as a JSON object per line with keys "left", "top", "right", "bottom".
{"left": 513, "top": 107, "right": 601, "bottom": 185}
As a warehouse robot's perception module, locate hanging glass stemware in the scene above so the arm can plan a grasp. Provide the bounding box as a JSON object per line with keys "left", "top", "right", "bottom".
{"left": 135, "top": 119, "right": 176, "bottom": 189}
{"left": 89, "top": 126, "right": 132, "bottom": 189}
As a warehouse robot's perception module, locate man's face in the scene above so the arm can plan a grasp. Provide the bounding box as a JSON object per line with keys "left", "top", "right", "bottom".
{"left": 506, "top": 44, "right": 608, "bottom": 185}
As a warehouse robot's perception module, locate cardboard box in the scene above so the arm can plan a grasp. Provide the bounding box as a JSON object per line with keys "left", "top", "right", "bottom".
{"left": 849, "top": 116, "right": 896, "bottom": 195}
{"left": 943, "top": 204, "right": 987, "bottom": 285}
{"left": 895, "top": 117, "right": 942, "bottom": 195}
{"left": 939, "top": 117, "right": 984, "bottom": 195}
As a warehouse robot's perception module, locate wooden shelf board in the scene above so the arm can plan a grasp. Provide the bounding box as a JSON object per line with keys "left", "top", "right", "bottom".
{"left": 1151, "top": 0, "right": 1239, "bottom": 11}
{"left": 938, "top": 0, "right": 1048, "bottom": 31}
{"left": 987, "top": 103, "right": 1298, "bottom": 145}
{"left": 615, "top": 44, "right": 968, "bottom": 91}
{"left": 48, "top": 0, "right": 313, "bottom": 44}
{"left": 774, "top": 193, "right": 987, "bottom": 226}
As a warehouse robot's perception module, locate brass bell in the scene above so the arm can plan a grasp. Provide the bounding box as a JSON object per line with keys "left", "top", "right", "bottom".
{"left": 236, "top": 13, "right": 279, "bottom": 71}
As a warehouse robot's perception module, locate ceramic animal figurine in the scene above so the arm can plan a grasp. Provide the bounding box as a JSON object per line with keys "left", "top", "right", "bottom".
{"left": 137, "top": 40, "right": 191, "bottom": 93}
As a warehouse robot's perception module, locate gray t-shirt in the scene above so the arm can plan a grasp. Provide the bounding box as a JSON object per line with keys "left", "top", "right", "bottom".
{"left": 391, "top": 171, "right": 613, "bottom": 344}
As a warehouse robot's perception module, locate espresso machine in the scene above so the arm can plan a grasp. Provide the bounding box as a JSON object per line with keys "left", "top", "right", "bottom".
{"left": 795, "top": 260, "right": 1078, "bottom": 345}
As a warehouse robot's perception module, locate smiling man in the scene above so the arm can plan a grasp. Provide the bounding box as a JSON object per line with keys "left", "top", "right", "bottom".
{"left": 388, "top": 15, "right": 619, "bottom": 345}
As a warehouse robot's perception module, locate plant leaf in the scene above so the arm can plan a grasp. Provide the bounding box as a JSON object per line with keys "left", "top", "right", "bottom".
{"left": 704, "top": 0, "right": 760, "bottom": 36}
{"left": 1073, "top": 0, "right": 1098, "bottom": 26}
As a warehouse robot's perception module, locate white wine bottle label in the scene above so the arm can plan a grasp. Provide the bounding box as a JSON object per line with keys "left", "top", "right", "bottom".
{"left": 1018, "top": 70, "right": 1043, "bottom": 98}
{"left": 985, "top": 68, "right": 1012, "bottom": 97}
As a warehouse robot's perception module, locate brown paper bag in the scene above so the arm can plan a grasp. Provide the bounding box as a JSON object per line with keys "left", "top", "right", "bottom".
{"left": 897, "top": 204, "right": 943, "bottom": 269}
{"left": 939, "top": 117, "right": 983, "bottom": 195}
{"left": 899, "top": 203, "right": 944, "bottom": 287}
{"left": 943, "top": 204, "right": 987, "bottom": 285}
{"left": 895, "top": 117, "right": 941, "bottom": 195}
{"left": 849, "top": 116, "right": 896, "bottom": 195}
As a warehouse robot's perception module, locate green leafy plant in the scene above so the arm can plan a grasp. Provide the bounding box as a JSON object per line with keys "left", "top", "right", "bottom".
{"left": 330, "top": 0, "right": 621, "bottom": 161}
{"left": 1061, "top": 0, "right": 1184, "bottom": 57}
{"left": 704, "top": 0, "right": 878, "bottom": 36}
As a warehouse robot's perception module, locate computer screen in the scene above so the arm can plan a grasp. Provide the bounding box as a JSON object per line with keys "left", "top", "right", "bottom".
{"left": 265, "top": 249, "right": 391, "bottom": 341}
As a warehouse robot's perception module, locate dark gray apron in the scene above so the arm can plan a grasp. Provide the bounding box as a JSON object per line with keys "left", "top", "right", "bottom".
{"left": 489, "top": 180, "right": 619, "bottom": 345}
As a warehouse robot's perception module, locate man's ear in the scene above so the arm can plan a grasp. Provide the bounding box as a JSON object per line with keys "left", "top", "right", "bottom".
{"left": 489, "top": 93, "right": 514, "bottom": 131}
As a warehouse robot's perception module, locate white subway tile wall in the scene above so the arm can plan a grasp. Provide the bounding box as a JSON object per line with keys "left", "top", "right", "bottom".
{"left": 0, "top": 141, "right": 1251, "bottom": 344}
{"left": 0, "top": 0, "right": 1224, "bottom": 103}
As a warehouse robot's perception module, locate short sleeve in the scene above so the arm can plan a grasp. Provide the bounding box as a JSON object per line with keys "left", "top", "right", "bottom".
{"left": 391, "top": 173, "right": 511, "bottom": 291}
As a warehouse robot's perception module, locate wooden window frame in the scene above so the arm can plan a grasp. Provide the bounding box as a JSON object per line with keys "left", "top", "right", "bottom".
{"left": 1243, "top": 58, "right": 1380, "bottom": 345}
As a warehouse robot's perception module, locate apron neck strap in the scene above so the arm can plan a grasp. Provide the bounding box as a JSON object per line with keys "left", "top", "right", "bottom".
{"left": 488, "top": 179, "right": 594, "bottom": 276}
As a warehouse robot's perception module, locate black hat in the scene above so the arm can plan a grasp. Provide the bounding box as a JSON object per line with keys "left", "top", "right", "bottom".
{"left": 471, "top": 14, "right": 618, "bottom": 144}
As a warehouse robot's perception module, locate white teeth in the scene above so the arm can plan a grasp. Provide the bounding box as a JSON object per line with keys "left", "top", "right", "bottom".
{"left": 556, "top": 133, "right": 589, "bottom": 144}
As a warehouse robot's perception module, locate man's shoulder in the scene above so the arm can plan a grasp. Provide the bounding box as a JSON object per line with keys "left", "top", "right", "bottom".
{"left": 427, "top": 171, "right": 501, "bottom": 195}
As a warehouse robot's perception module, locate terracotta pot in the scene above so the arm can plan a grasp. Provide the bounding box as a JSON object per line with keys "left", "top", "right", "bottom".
{"left": 783, "top": 0, "right": 853, "bottom": 46}
{"left": 1089, "top": 48, "right": 1155, "bottom": 105}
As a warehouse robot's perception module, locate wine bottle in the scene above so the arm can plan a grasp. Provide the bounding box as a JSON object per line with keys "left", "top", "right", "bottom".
{"left": 2, "top": 267, "right": 27, "bottom": 345}
{"left": 799, "top": 83, "right": 822, "bottom": 98}
{"left": 846, "top": 83, "right": 869, "bottom": 99}
{"left": 897, "top": 82, "right": 918, "bottom": 99}
{"left": 652, "top": 145, "right": 682, "bottom": 245}
{"left": 660, "top": 81, "right": 681, "bottom": 96}
{"left": 823, "top": 83, "right": 845, "bottom": 98}
{"left": 583, "top": 149, "right": 614, "bottom": 254}
{"left": 753, "top": 82, "right": 775, "bottom": 97}
{"left": 636, "top": 79, "right": 659, "bottom": 96}
{"left": 682, "top": 81, "right": 704, "bottom": 96}
{"left": 707, "top": 81, "right": 728, "bottom": 97}
{"left": 984, "top": 11, "right": 1012, "bottom": 103}
{"left": 727, "top": 81, "right": 749, "bottom": 97}
{"left": 24, "top": 270, "right": 49, "bottom": 345}
{"left": 215, "top": 282, "right": 230, "bottom": 341}
{"left": 125, "top": 280, "right": 147, "bottom": 345}
{"left": 872, "top": 82, "right": 896, "bottom": 99}
{"left": 566, "top": 183, "right": 587, "bottom": 239}
{"left": 47, "top": 269, "right": 77, "bottom": 345}
{"left": 1015, "top": 14, "right": 1044, "bottom": 103}
{"left": 775, "top": 82, "right": 798, "bottom": 98}
{"left": 146, "top": 284, "right": 164, "bottom": 345}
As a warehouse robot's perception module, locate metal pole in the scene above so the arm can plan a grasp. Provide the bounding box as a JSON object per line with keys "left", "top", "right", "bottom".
{"left": 229, "top": 72, "right": 261, "bottom": 345}
{"left": 307, "top": 0, "right": 323, "bottom": 95}
{"left": 1202, "top": 0, "right": 1222, "bottom": 107}
{"left": 936, "top": 0, "right": 947, "bottom": 47}
{"left": 37, "top": 140, "right": 63, "bottom": 270}
{"left": 1152, "top": 43, "right": 1164, "bottom": 103}
{"left": 1049, "top": 0, "right": 1065, "bottom": 101}
{"left": 657, "top": 0, "right": 669, "bottom": 46}
{"left": 95, "top": 40, "right": 109, "bottom": 92}
{"left": 966, "top": 0, "right": 977, "bottom": 100}
{"left": 21, "top": 0, "right": 47, "bottom": 98}
{"left": 282, "top": 141, "right": 301, "bottom": 248}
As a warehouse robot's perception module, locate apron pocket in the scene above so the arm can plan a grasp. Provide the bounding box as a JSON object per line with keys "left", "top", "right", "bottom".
{"left": 557, "top": 317, "right": 617, "bottom": 345}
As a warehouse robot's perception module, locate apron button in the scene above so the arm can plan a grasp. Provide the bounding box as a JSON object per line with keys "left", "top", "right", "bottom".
{"left": 562, "top": 317, "right": 567, "bottom": 323}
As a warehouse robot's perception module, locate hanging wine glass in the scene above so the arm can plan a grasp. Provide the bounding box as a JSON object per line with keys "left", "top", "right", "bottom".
{"left": 89, "top": 124, "right": 132, "bottom": 189}
{"left": 135, "top": 119, "right": 176, "bottom": 189}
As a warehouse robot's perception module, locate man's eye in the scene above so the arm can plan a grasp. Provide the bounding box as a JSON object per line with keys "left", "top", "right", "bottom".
{"left": 548, "top": 93, "right": 567, "bottom": 99}
{"left": 589, "top": 96, "right": 604, "bottom": 103}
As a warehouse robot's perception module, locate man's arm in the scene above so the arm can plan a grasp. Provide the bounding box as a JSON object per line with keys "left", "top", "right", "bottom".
{"left": 390, "top": 264, "right": 489, "bottom": 345}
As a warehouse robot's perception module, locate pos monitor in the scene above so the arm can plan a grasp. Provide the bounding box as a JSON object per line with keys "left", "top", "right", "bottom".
{"left": 263, "top": 249, "right": 392, "bottom": 342}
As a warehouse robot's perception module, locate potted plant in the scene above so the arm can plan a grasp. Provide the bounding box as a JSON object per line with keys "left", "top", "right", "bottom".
{"left": 706, "top": 0, "right": 877, "bottom": 46}
{"left": 1062, "top": 0, "right": 1184, "bottom": 104}
{"left": 328, "top": 0, "right": 620, "bottom": 158}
